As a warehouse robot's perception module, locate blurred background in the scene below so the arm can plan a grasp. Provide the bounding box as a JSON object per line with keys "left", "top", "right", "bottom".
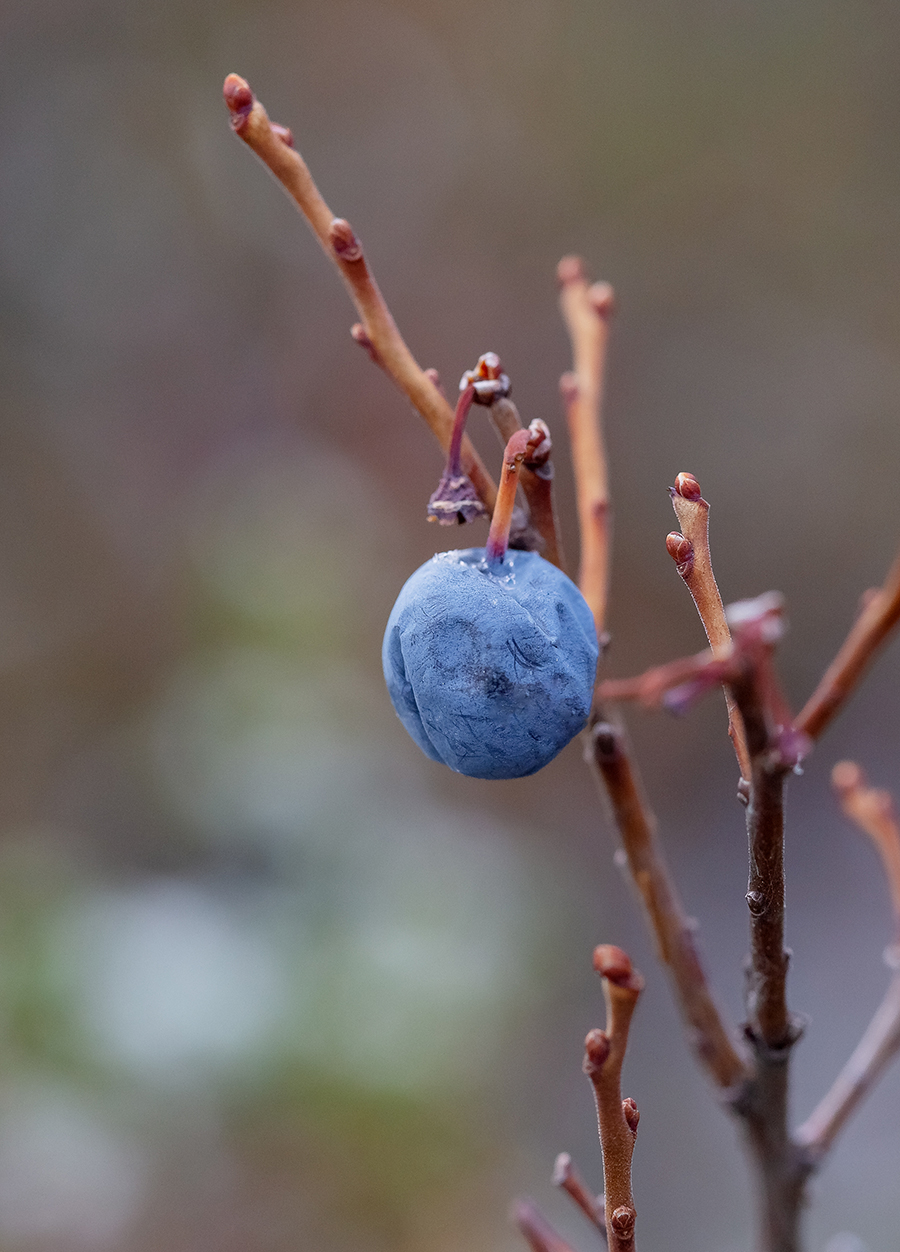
{"left": 1, "top": 1, "right": 900, "bottom": 1249}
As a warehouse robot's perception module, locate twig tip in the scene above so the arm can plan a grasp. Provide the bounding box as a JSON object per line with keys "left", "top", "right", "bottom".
{"left": 832, "top": 760, "right": 864, "bottom": 793}
{"left": 557, "top": 255, "right": 586, "bottom": 286}
{"left": 593, "top": 944, "right": 644, "bottom": 991}
{"left": 552, "top": 1152, "right": 572, "bottom": 1186}
{"left": 223, "top": 73, "right": 255, "bottom": 132}
{"left": 672, "top": 471, "right": 704, "bottom": 502}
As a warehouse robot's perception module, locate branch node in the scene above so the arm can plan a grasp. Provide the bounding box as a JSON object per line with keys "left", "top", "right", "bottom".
{"left": 666, "top": 531, "right": 694, "bottom": 578}
{"left": 622, "top": 1098, "right": 640, "bottom": 1137}
{"left": 610, "top": 1206, "right": 636, "bottom": 1239}
{"left": 329, "top": 217, "right": 363, "bottom": 262}
{"left": 350, "top": 322, "right": 383, "bottom": 366}
{"left": 583, "top": 1028, "right": 612, "bottom": 1076}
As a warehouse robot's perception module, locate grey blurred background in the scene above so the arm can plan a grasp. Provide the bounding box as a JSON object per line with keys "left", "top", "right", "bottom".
{"left": 1, "top": 1, "right": 899, "bottom": 1249}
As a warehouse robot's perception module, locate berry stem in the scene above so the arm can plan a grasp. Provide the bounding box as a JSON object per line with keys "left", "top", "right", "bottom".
{"left": 447, "top": 384, "right": 476, "bottom": 477}
{"left": 486, "top": 430, "right": 532, "bottom": 569}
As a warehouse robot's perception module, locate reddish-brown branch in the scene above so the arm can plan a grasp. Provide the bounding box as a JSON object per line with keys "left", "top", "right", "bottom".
{"left": 714, "top": 596, "right": 805, "bottom": 1051}
{"left": 558, "top": 257, "right": 614, "bottom": 636}
{"left": 222, "top": 73, "right": 496, "bottom": 512}
{"left": 583, "top": 947, "right": 644, "bottom": 1252}
{"left": 511, "top": 1200, "right": 578, "bottom": 1252}
{"left": 552, "top": 1153, "right": 606, "bottom": 1236}
{"left": 795, "top": 544, "right": 900, "bottom": 741}
{"left": 668, "top": 472, "right": 751, "bottom": 781}
{"left": 586, "top": 721, "right": 748, "bottom": 1091}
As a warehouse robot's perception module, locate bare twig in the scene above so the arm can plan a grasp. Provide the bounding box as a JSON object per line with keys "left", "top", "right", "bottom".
{"left": 597, "top": 648, "right": 732, "bottom": 712}
{"left": 795, "top": 763, "right": 900, "bottom": 1160}
{"left": 511, "top": 1199, "right": 578, "bottom": 1252}
{"left": 586, "top": 721, "right": 748, "bottom": 1091}
{"left": 558, "top": 257, "right": 615, "bottom": 636}
{"left": 222, "top": 73, "right": 497, "bottom": 512}
{"left": 795, "top": 544, "right": 900, "bottom": 741}
{"left": 583, "top": 946, "right": 643, "bottom": 1252}
{"left": 832, "top": 761, "right": 900, "bottom": 940}
{"left": 795, "top": 975, "right": 900, "bottom": 1162}
{"left": 552, "top": 1153, "right": 606, "bottom": 1236}
{"left": 668, "top": 472, "right": 751, "bottom": 781}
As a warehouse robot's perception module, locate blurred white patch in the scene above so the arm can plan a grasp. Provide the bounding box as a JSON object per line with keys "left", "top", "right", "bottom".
{"left": 187, "top": 443, "right": 397, "bottom": 638}
{"left": 823, "top": 1235, "right": 869, "bottom": 1252}
{"left": 151, "top": 648, "right": 389, "bottom": 855}
{"left": 64, "top": 881, "right": 285, "bottom": 1080}
{"left": 284, "top": 810, "right": 530, "bottom": 1093}
{"left": 0, "top": 1083, "right": 146, "bottom": 1247}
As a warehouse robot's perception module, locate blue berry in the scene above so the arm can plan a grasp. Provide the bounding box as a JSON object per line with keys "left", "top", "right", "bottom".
{"left": 382, "top": 547, "right": 598, "bottom": 779}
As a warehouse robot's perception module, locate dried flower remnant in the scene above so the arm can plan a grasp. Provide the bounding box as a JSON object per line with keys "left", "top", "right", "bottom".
{"left": 462, "top": 350, "right": 512, "bottom": 404}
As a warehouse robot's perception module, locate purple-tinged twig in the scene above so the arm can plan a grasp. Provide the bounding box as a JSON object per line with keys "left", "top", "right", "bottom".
{"left": 583, "top": 946, "right": 643, "bottom": 1252}
{"left": 795, "top": 763, "right": 900, "bottom": 1162}
{"left": 552, "top": 1153, "right": 606, "bottom": 1237}
{"left": 426, "top": 383, "right": 487, "bottom": 525}
{"left": 511, "top": 1199, "right": 578, "bottom": 1252}
{"left": 667, "top": 472, "right": 751, "bottom": 781}
{"left": 558, "top": 257, "right": 615, "bottom": 637}
{"left": 222, "top": 73, "right": 497, "bottom": 513}
{"left": 795, "top": 544, "right": 900, "bottom": 741}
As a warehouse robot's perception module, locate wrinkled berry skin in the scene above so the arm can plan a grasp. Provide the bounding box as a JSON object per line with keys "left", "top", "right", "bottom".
{"left": 383, "top": 549, "right": 599, "bottom": 779}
